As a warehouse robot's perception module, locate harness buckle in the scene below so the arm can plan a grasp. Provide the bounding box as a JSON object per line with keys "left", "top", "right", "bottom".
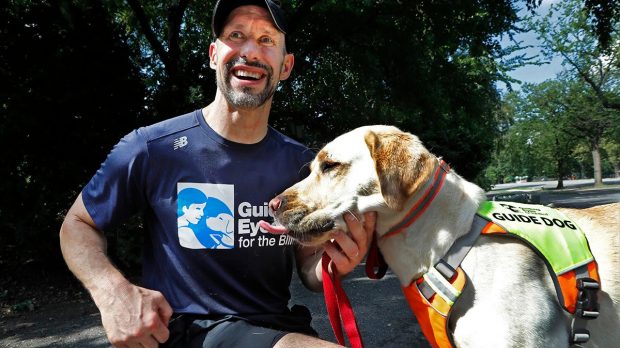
{"left": 435, "top": 260, "right": 455, "bottom": 280}
{"left": 571, "top": 329, "right": 590, "bottom": 344}
{"left": 575, "top": 278, "right": 600, "bottom": 319}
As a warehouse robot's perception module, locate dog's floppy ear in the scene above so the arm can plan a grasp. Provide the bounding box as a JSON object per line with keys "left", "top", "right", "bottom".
{"left": 364, "top": 129, "right": 435, "bottom": 211}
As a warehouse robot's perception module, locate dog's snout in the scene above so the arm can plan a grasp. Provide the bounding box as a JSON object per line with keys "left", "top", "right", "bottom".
{"left": 269, "top": 196, "right": 282, "bottom": 213}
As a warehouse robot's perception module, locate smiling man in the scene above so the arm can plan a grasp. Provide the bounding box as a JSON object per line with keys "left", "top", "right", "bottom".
{"left": 59, "top": 1, "right": 376, "bottom": 347}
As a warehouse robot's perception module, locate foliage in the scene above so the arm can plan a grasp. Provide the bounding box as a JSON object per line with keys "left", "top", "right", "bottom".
{"left": 274, "top": 0, "right": 521, "bottom": 179}
{"left": 1, "top": 0, "right": 542, "bottom": 274}
{"left": 484, "top": 0, "right": 620, "bottom": 187}
{"left": 0, "top": 1, "right": 147, "bottom": 269}
{"left": 526, "top": 0, "right": 620, "bottom": 51}
{"left": 531, "top": 0, "right": 620, "bottom": 110}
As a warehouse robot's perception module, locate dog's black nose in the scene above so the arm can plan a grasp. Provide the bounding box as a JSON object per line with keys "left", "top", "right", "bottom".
{"left": 269, "top": 196, "right": 282, "bottom": 213}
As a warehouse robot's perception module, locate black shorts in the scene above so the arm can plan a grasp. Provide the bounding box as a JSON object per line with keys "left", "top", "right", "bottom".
{"left": 162, "top": 312, "right": 317, "bottom": 348}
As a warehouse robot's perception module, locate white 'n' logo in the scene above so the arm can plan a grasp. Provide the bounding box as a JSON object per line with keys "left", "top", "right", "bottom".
{"left": 173, "top": 136, "right": 188, "bottom": 150}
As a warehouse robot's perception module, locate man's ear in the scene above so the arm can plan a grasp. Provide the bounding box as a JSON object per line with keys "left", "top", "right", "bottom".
{"left": 364, "top": 129, "right": 434, "bottom": 211}
{"left": 279, "top": 53, "right": 294, "bottom": 81}
{"left": 209, "top": 42, "right": 218, "bottom": 70}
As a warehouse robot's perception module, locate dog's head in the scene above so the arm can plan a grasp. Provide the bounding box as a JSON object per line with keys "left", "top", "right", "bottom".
{"left": 261, "top": 125, "right": 436, "bottom": 245}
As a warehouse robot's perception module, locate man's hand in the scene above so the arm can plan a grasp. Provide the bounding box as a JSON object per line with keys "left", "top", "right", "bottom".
{"left": 324, "top": 211, "right": 377, "bottom": 277}
{"left": 97, "top": 283, "right": 173, "bottom": 348}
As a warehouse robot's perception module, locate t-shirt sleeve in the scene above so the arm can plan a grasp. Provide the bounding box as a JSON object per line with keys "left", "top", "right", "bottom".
{"left": 81, "top": 128, "right": 149, "bottom": 231}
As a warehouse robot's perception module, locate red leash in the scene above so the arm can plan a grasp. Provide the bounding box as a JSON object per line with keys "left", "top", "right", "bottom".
{"left": 322, "top": 253, "right": 364, "bottom": 348}
{"left": 365, "top": 233, "right": 388, "bottom": 280}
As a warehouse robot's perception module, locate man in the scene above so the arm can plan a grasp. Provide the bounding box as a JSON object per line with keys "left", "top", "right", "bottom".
{"left": 59, "top": 0, "right": 376, "bottom": 347}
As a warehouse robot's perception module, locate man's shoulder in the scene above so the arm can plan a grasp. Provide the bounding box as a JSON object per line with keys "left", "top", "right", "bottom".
{"left": 268, "top": 127, "right": 312, "bottom": 155}
{"left": 139, "top": 110, "right": 200, "bottom": 143}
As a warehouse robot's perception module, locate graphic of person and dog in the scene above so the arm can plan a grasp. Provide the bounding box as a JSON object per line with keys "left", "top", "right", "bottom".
{"left": 177, "top": 185, "right": 234, "bottom": 249}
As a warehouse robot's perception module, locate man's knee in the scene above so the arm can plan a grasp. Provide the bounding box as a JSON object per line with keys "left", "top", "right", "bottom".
{"left": 274, "top": 333, "right": 341, "bottom": 348}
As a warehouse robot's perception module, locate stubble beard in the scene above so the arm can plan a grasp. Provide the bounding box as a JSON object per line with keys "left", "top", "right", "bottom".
{"left": 218, "top": 57, "right": 279, "bottom": 109}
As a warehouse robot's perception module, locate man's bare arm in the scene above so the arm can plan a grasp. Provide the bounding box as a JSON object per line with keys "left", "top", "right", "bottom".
{"left": 59, "top": 194, "right": 172, "bottom": 347}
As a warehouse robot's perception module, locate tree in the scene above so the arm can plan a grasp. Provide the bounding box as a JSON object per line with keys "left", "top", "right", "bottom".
{"left": 104, "top": 0, "right": 216, "bottom": 118}
{"left": 488, "top": 84, "right": 579, "bottom": 189}
{"left": 0, "top": 1, "right": 146, "bottom": 267}
{"left": 531, "top": 0, "right": 620, "bottom": 110}
{"left": 526, "top": 0, "right": 620, "bottom": 50}
{"left": 528, "top": 0, "right": 620, "bottom": 185}
{"left": 525, "top": 80, "right": 589, "bottom": 188}
{"left": 488, "top": 76, "right": 618, "bottom": 187}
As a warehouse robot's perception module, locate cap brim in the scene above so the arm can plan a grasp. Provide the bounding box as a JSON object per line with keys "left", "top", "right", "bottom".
{"left": 211, "top": 0, "right": 287, "bottom": 37}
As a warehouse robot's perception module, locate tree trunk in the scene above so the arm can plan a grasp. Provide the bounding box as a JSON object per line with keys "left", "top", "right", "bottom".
{"left": 592, "top": 144, "right": 603, "bottom": 186}
{"left": 556, "top": 155, "right": 564, "bottom": 189}
{"left": 615, "top": 163, "right": 620, "bottom": 178}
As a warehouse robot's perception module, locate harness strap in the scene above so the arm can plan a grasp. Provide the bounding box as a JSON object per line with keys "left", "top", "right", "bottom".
{"left": 322, "top": 253, "right": 364, "bottom": 348}
{"left": 418, "top": 214, "right": 485, "bottom": 300}
{"left": 440, "top": 215, "right": 488, "bottom": 278}
{"left": 570, "top": 265, "right": 600, "bottom": 346}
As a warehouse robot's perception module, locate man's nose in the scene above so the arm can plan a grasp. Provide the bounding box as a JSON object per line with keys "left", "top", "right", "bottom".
{"left": 239, "top": 40, "right": 260, "bottom": 61}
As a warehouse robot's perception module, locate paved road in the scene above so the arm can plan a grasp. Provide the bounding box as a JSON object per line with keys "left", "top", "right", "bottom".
{"left": 489, "top": 178, "right": 620, "bottom": 208}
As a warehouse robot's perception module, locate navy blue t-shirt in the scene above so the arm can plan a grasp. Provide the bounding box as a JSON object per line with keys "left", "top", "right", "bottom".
{"left": 82, "top": 109, "right": 315, "bottom": 329}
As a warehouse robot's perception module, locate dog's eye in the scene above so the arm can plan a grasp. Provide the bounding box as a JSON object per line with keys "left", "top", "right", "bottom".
{"left": 321, "top": 161, "right": 339, "bottom": 173}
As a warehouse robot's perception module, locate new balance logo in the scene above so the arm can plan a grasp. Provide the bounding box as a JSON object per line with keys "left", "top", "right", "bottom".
{"left": 173, "top": 136, "right": 188, "bottom": 150}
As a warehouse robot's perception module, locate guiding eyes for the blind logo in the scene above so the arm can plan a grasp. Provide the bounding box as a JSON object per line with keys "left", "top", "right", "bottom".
{"left": 177, "top": 184, "right": 235, "bottom": 249}
{"left": 176, "top": 183, "right": 294, "bottom": 250}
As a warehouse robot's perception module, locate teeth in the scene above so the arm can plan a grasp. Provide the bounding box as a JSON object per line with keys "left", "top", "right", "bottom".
{"left": 234, "top": 70, "right": 262, "bottom": 80}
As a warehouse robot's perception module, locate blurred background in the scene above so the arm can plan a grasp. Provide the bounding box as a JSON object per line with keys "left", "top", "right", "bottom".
{"left": 1, "top": 0, "right": 618, "bottom": 331}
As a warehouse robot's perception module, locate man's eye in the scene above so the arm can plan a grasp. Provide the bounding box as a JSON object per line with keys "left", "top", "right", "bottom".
{"left": 321, "top": 161, "right": 339, "bottom": 173}
{"left": 229, "top": 31, "right": 244, "bottom": 40}
{"left": 259, "top": 36, "right": 275, "bottom": 45}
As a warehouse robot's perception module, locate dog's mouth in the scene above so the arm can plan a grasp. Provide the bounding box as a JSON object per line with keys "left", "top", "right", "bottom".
{"left": 259, "top": 218, "right": 336, "bottom": 246}
{"left": 258, "top": 220, "right": 289, "bottom": 234}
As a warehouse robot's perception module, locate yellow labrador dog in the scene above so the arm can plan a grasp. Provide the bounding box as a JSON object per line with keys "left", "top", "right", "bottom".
{"left": 262, "top": 125, "right": 620, "bottom": 347}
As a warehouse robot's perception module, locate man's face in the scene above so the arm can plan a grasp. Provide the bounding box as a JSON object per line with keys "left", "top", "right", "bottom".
{"left": 209, "top": 5, "right": 294, "bottom": 109}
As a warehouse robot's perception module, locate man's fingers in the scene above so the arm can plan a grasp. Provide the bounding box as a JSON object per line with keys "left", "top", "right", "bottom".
{"left": 136, "top": 333, "right": 160, "bottom": 348}
{"left": 332, "top": 230, "right": 360, "bottom": 260}
{"left": 156, "top": 296, "right": 174, "bottom": 327}
{"left": 150, "top": 318, "right": 170, "bottom": 344}
{"left": 151, "top": 293, "right": 172, "bottom": 343}
{"left": 323, "top": 241, "right": 348, "bottom": 274}
{"left": 363, "top": 212, "right": 377, "bottom": 236}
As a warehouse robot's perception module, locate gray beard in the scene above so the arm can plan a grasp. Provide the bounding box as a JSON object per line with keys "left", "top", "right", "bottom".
{"left": 218, "top": 57, "right": 278, "bottom": 109}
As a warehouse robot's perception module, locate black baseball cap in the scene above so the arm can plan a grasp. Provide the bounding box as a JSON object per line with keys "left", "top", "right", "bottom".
{"left": 211, "top": 0, "right": 287, "bottom": 38}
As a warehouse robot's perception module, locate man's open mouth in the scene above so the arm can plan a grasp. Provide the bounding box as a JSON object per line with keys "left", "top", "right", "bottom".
{"left": 232, "top": 69, "right": 264, "bottom": 81}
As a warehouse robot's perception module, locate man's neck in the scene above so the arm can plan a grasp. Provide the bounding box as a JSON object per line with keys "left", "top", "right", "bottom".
{"left": 202, "top": 93, "right": 272, "bottom": 144}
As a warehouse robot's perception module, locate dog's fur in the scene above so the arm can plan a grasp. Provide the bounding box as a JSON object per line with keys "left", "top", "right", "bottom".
{"left": 269, "top": 125, "right": 620, "bottom": 347}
